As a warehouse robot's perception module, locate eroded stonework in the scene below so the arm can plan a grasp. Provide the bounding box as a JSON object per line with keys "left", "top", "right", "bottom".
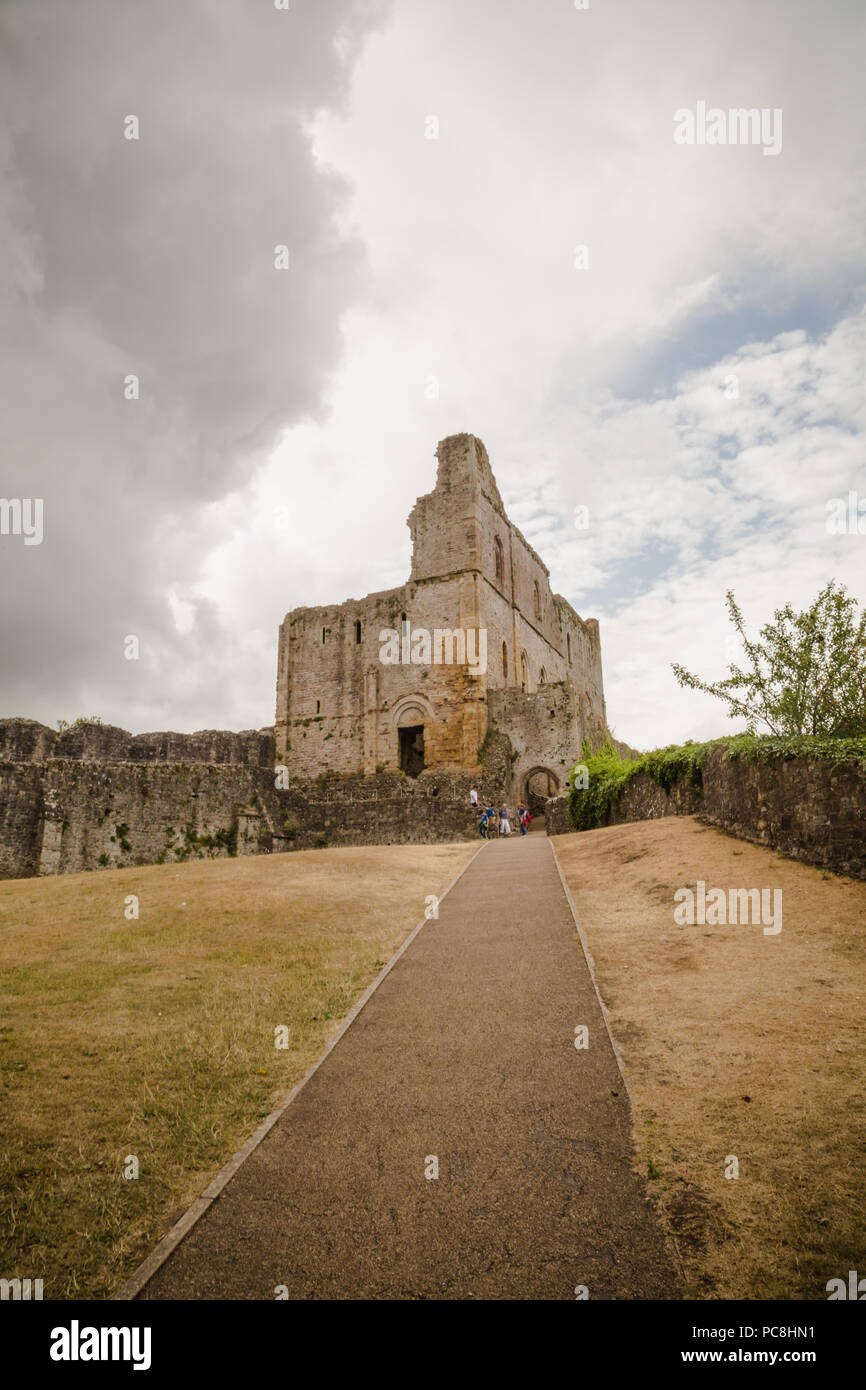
{"left": 0, "top": 434, "right": 614, "bottom": 879}
{"left": 276, "top": 434, "right": 609, "bottom": 805}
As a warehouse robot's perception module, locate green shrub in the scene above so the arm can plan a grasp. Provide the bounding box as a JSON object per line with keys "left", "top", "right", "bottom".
{"left": 567, "top": 733, "right": 866, "bottom": 831}
{"left": 568, "top": 740, "right": 641, "bottom": 830}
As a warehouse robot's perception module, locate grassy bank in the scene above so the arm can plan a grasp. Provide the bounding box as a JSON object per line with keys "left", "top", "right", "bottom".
{"left": 554, "top": 816, "right": 866, "bottom": 1299}
{"left": 0, "top": 841, "right": 476, "bottom": 1298}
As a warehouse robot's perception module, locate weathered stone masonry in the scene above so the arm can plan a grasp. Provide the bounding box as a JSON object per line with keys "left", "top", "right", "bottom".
{"left": 545, "top": 746, "right": 866, "bottom": 880}
{"left": 275, "top": 434, "right": 609, "bottom": 806}
{"left": 0, "top": 719, "right": 516, "bottom": 878}
{"left": 0, "top": 434, "right": 614, "bottom": 878}
{"left": 0, "top": 721, "right": 275, "bottom": 879}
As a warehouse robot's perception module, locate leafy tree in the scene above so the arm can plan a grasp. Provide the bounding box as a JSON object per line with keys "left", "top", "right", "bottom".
{"left": 672, "top": 581, "right": 866, "bottom": 737}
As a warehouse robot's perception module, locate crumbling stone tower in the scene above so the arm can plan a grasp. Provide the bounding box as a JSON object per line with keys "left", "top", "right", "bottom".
{"left": 275, "top": 434, "right": 608, "bottom": 804}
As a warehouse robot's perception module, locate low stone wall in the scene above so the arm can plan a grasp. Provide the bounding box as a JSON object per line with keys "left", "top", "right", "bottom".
{"left": 605, "top": 771, "right": 703, "bottom": 822}
{"left": 0, "top": 757, "right": 498, "bottom": 880}
{"left": 697, "top": 745, "right": 864, "bottom": 878}
{"left": 0, "top": 761, "right": 264, "bottom": 878}
{"left": 0, "top": 714, "right": 523, "bottom": 879}
{"left": 269, "top": 769, "right": 486, "bottom": 853}
{"left": 0, "top": 762, "right": 44, "bottom": 878}
{"left": 543, "top": 795, "right": 573, "bottom": 836}
{"left": 546, "top": 746, "right": 866, "bottom": 879}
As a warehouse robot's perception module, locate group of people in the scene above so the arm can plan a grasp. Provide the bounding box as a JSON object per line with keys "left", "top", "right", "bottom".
{"left": 469, "top": 787, "right": 532, "bottom": 838}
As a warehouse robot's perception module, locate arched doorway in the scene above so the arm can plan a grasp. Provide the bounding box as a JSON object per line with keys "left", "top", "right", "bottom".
{"left": 522, "top": 766, "right": 560, "bottom": 819}
{"left": 391, "top": 693, "right": 435, "bottom": 778}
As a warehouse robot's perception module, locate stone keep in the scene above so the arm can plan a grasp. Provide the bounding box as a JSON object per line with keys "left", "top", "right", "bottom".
{"left": 275, "top": 434, "right": 609, "bottom": 801}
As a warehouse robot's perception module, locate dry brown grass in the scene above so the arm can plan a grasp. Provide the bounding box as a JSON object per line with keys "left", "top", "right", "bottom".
{"left": 0, "top": 841, "right": 476, "bottom": 1299}
{"left": 554, "top": 816, "right": 866, "bottom": 1300}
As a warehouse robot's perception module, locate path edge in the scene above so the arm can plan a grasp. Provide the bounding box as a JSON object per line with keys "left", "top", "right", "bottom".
{"left": 114, "top": 840, "right": 486, "bottom": 1301}
{"left": 549, "top": 836, "right": 693, "bottom": 1293}
{"left": 547, "top": 837, "right": 632, "bottom": 1102}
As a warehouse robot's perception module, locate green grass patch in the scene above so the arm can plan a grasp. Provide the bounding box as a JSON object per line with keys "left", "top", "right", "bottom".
{"left": 0, "top": 841, "right": 476, "bottom": 1298}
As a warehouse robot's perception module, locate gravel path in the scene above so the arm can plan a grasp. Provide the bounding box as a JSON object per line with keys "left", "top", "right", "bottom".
{"left": 133, "top": 834, "right": 679, "bottom": 1300}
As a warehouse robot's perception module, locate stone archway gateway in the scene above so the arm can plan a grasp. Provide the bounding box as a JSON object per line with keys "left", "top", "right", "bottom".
{"left": 522, "top": 766, "right": 560, "bottom": 818}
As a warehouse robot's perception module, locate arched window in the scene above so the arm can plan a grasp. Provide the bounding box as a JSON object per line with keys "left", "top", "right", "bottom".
{"left": 355, "top": 619, "right": 362, "bottom": 644}
{"left": 520, "top": 651, "right": 528, "bottom": 692}
{"left": 566, "top": 631, "right": 572, "bottom": 664}
{"left": 494, "top": 536, "right": 504, "bottom": 582}
{"left": 502, "top": 641, "right": 508, "bottom": 680}
{"left": 539, "top": 666, "right": 547, "bottom": 685}
{"left": 533, "top": 581, "right": 541, "bottom": 622}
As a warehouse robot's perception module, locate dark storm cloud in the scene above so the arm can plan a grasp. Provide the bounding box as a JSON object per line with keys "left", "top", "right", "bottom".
{"left": 0, "top": 0, "right": 386, "bottom": 727}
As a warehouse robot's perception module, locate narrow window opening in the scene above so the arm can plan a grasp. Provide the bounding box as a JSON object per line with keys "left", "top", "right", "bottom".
{"left": 355, "top": 619, "right": 362, "bottom": 644}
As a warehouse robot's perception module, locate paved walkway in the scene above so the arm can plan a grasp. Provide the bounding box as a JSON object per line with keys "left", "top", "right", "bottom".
{"left": 135, "top": 835, "right": 679, "bottom": 1300}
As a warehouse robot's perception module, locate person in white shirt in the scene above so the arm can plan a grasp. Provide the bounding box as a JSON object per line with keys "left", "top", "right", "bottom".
{"left": 499, "top": 804, "right": 511, "bottom": 835}
{"left": 469, "top": 787, "right": 479, "bottom": 806}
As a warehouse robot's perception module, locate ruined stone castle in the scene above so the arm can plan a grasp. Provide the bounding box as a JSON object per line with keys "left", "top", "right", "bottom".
{"left": 276, "top": 433, "right": 608, "bottom": 805}
{"left": 0, "top": 434, "right": 614, "bottom": 879}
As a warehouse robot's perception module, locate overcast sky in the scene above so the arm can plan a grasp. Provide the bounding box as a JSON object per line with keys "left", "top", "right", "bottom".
{"left": 1, "top": 0, "right": 864, "bottom": 749}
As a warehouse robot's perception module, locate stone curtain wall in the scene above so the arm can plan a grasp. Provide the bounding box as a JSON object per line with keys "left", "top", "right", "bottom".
{"left": 0, "top": 719, "right": 273, "bottom": 766}
{"left": 17, "top": 762, "right": 265, "bottom": 877}
{"left": 545, "top": 746, "right": 866, "bottom": 879}
{"left": 0, "top": 719, "right": 276, "bottom": 879}
{"left": 699, "top": 746, "right": 864, "bottom": 877}
{"left": 0, "top": 760, "right": 493, "bottom": 879}
{"left": 0, "top": 762, "right": 494, "bottom": 879}
{"left": 0, "top": 719, "right": 513, "bottom": 880}
{"left": 0, "top": 762, "right": 43, "bottom": 878}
